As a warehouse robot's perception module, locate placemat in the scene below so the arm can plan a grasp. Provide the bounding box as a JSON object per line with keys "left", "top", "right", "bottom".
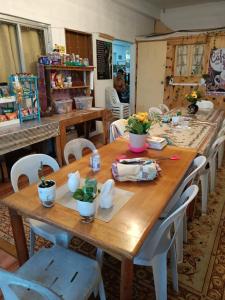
{"left": 55, "top": 182, "right": 134, "bottom": 222}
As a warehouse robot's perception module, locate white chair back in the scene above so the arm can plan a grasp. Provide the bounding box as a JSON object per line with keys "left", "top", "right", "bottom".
{"left": 105, "top": 87, "right": 130, "bottom": 119}
{"left": 149, "top": 107, "right": 163, "bottom": 118}
{"left": 10, "top": 154, "right": 59, "bottom": 192}
{"left": 218, "top": 126, "right": 225, "bottom": 138}
{"left": 110, "top": 119, "right": 127, "bottom": 142}
{"left": 162, "top": 155, "right": 206, "bottom": 215}
{"left": 64, "top": 138, "right": 96, "bottom": 165}
{"left": 158, "top": 103, "right": 170, "bottom": 113}
{"left": 196, "top": 100, "right": 214, "bottom": 109}
{"left": 208, "top": 135, "right": 225, "bottom": 158}
{"left": 136, "top": 185, "right": 199, "bottom": 261}
{"left": 105, "top": 86, "right": 120, "bottom": 107}
{"left": 0, "top": 268, "right": 60, "bottom": 300}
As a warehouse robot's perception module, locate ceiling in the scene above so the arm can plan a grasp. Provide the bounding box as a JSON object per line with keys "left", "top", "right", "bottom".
{"left": 148, "top": 0, "right": 220, "bottom": 9}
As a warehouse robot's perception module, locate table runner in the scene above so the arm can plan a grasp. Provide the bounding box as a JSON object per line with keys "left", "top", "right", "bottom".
{"left": 0, "top": 119, "right": 59, "bottom": 155}
{"left": 150, "top": 122, "right": 214, "bottom": 151}
{"left": 55, "top": 182, "right": 134, "bottom": 222}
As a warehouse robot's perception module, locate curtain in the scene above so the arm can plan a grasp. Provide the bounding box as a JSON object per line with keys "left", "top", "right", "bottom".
{"left": 21, "top": 27, "right": 45, "bottom": 74}
{"left": 176, "top": 45, "right": 188, "bottom": 76}
{"left": 0, "top": 23, "right": 20, "bottom": 82}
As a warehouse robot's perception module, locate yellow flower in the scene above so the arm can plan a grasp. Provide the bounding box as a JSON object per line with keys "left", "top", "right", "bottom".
{"left": 138, "top": 112, "right": 149, "bottom": 122}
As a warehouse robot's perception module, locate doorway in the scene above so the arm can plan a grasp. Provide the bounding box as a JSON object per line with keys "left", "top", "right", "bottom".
{"left": 112, "top": 40, "right": 131, "bottom": 104}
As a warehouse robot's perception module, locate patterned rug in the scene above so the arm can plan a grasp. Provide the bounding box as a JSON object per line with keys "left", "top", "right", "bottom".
{"left": 0, "top": 161, "right": 225, "bottom": 299}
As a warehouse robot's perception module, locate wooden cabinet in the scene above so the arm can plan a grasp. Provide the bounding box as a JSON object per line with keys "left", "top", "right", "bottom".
{"left": 42, "top": 65, "right": 94, "bottom": 110}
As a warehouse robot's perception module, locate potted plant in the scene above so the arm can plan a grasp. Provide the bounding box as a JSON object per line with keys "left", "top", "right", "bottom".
{"left": 125, "top": 112, "right": 151, "bottom": 152}
{"left": 185, "top": 90, "right": 201, "bottom": 114}
{"left": 37, "top": 162, "right": 56, "bottom": 208}
{"left": 73, "top": 178, "right": 98, "bottom": 223}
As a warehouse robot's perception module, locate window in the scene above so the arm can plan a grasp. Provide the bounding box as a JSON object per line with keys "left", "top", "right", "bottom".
{"left": 0, "top": 14, "right": 51, "bottom": 81}
{"left": 175, "top": 44, "right": 205, "bottom": 76}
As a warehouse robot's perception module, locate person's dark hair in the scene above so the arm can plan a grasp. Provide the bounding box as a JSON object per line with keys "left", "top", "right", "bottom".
{"left": 117, "top": 69, "right": 124, "bottom": 75}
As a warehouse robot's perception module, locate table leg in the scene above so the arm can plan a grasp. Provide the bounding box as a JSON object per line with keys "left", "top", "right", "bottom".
{"left": 54, "top": 135, "right": 63, "bottom": 167}
{"left": 120, "top": 258, "right": 133, "bottom": 300}
{"left": 8, "top": 209, "right": 29, "bottom": 266}
{"left": 84, "top": 121, "right": 91, "bottom": 139}
{"left": 59, "top": 124, "right": 67, "bottom": 165}
{"left": 102, "top": 112, "right": 109, "bottom": 145}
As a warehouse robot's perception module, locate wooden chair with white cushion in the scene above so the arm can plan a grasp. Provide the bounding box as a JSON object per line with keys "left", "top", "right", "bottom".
{"left": 97, "top": 185, "right": 199, "bottom": 300}
{"left": 0, "top": 245, "right": 106, "bottom": 300}
{"left": 109, "top": 119, "right": 127, "bottom": 142}
{"left": 105, "top": 87, "right": 130, "bottom": 119}
{"left": 196, "top": 100, "right": 214, "bottom": 109}
{"left": 64, "top": 138, "right": 96, "bottom": 165}
{"left": 10, "top": 154, "right": 73, "bottom": 256}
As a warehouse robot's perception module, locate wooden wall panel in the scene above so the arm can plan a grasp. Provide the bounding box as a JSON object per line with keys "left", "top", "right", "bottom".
{"left": 65, "top": 29, "right": 93, "bottom": 65}
{"left": 163, "top": 33, "right": 225, "bottom": 110}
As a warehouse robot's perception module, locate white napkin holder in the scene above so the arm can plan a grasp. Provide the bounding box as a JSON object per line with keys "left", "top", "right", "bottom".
{"left": 67, "top": 171, "right": 80, "bottom": 193}
{"left": 99, "top": 179, "right": 115, "bottom": 209}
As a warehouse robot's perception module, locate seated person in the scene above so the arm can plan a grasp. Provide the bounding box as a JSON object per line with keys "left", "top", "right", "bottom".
{"left": 114, "top": 69, "right": 129, "bottom": 103}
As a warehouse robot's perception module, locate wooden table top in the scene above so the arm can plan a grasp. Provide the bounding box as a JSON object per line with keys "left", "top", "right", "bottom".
{"left": 1, "top": 140, "right": 196, "bottom": 259}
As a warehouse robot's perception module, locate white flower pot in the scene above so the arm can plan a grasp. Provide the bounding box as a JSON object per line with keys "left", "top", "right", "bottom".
{"left": 76, "top": 200, "right": 96, "bottom": 217}
{"left": 38, "top": 180, "right": 56, "bottom": 208}
{"left": 129, "top": 132, "right": 147, "bottom": 152}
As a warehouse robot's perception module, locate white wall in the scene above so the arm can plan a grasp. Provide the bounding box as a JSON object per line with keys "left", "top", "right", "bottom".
{"left": 160, "top": 1, "right": 225, "bottom": 30}
{"left": 0, "top": 0, "right": 155, "bottom": 44}
{"left": 0, "top": 0, "right": 155, "bottom": 118}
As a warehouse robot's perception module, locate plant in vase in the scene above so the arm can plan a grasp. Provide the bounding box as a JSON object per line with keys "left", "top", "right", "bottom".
{"left": 37, "top": 162, "right": 56, "bottom": 208}
{"left": 125, "top": 112, "right": 151, "bottom": 152}
{"left": 185, "top": 90, "right": 201, "bottom": 114}
{"left": 73, "top": 178, "right": 98, "bottom": 223}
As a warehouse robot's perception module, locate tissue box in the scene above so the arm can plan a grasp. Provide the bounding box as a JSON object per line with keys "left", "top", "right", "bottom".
{"left": 147, "top": 136, "right": 167, "bottom": 150}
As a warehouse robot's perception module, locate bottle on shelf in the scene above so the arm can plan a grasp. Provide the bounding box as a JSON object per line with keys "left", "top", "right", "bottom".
{"left": 90, "top": 149, "right": 101, "bottom": 172}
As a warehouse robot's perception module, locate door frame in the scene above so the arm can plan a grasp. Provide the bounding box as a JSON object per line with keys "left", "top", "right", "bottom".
{"left": 112, "top": 39, "right": 136, "bottom": 114}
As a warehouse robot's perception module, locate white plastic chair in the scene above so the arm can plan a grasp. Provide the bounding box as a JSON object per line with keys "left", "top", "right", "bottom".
{"left": 196, "top": 100, "right": 214, "bottom": 109}
{"left": 105, "top": 87, "right": 130, "bottom": 119}
{"left": 217, "top": 126, "right": 225, "bottom": 168}
{"left": 10, "top": 154, "right": 72, "bottom": 256}
{"left": 0, "top": 245, "right": 106, "bottom": 300}
{"left": 158, "top": 103, "right": 170, "bottom": 113}
{"left": 97, "top": 185, "right": 199, "bottom": 300}
{"left": 161, "top": 155, "right": 206, "bottom": 262}
{"left": 149, "top": 107, "right": 163, "bottom": 118}
{"left": 64, "top": 138, "right": 96, "bottom": 165}
{"left": 109, "top": 119, "right": 127, "bottom": 143}
{"left": 207, "top": 135, "right": 225, "bottom": 193}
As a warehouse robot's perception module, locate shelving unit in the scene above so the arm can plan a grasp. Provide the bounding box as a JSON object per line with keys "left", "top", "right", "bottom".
{"left": 169, "top": 82, "right": 199, "bottom": 86}
{"left": 9, "top": 75, "right": 41, "bottom": 123}
{"left": 0, "top": 96, "right": 19, "bottom": 127}
{"left": 43, "top": 65, "right": 94, "bottom": 109}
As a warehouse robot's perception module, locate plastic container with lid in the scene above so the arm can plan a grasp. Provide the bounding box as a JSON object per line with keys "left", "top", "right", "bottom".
{"left": 74, "top": 96, "right": 93, "bottom": 110}
{"left": 54, "top": 99, "right": 73, "bottom": 114}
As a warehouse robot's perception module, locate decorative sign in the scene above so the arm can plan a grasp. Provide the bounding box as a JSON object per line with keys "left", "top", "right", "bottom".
{"left": 207, "top": 48, "right": 225, "bottom": 94}
{"left": 96, "top": 40, "right": 112, "bottom": 80}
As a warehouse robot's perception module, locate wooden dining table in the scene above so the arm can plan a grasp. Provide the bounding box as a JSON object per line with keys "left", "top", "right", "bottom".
{"left": 1, "top": 139, "right": 197, "bottom": 299}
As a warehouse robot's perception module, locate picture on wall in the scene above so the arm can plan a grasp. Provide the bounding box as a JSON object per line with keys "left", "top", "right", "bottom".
{"left": 96, "top": 40, "right": 112, "bottom": 80}
{"left": 207, "top": 48, "right": 225, "bottom": 94}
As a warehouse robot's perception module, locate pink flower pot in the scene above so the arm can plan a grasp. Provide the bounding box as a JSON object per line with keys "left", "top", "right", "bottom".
{"left": 129, "top": 132, "right": 147, "bottom": 153}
